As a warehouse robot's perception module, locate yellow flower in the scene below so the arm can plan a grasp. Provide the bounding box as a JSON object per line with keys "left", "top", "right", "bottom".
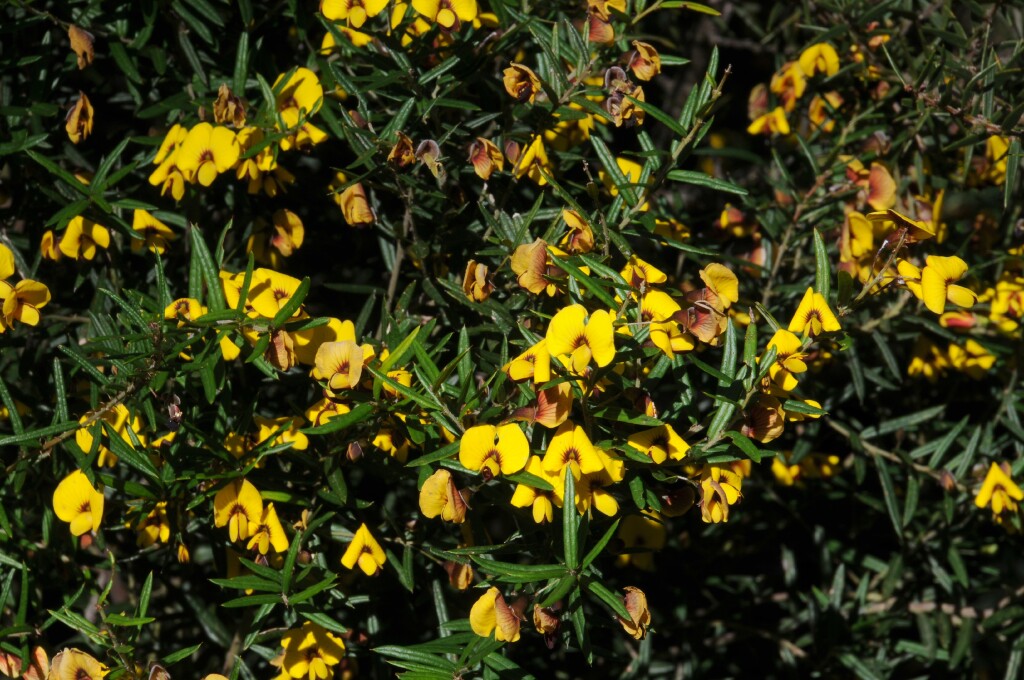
{"left": 920, "top": 255, "right": 977, "bottom": 315}
{"left": 560, "top": 209, "right": 595, "bottom": 255}
{"left": 280, "top": 622, "right": 346, "bottom": 680}
{"left": 304, "top": 397, "right": 352, "bottom": 427}
{"left": 699, "top": 263, "right": 739, "bottom": 308}
{"left": 975, "top": 462, "right": 1023, "bottom": 518}
{"left": 0, "top": 279, "right": 50, "bottom": 327}
{"left": 788, "top": 287, "right": 840, "bottom": 336}
{"left": 866, "top": 208, "right": 935, "bottom": 243}
{"left": 412, "top": 0, "right": 478, "bottom": 30}
{"left": 769, "top": 62, "right": 806, "bottom": 112}
{"left": 699, "top": 464, "right": 743, "bottom": 523}
{"left": 981, "top": 135, "right": 1010, "bottom": 184}
{"left": 470, "top": 587, "right": 521, "bottom": 642}
{"left": 135, "top": 502, "right": 171, "bottom": 548}
{"left": 313, "top": 340, "right": 365, "bottom": 391}
{"left": 510, "top": 136, "right": 552, "bottom": 185}
{"left": 907, "top": 335, "right": 948, "bottom": 383}
{"left": 48, "top": 649, "right": 108, "bottom": 680}
{"left": 626, "top": 424, "right": 689, "bottom": 464}
{"left": 340, "top": 523, "right": 387, "bottom": 576}
{"left": 60, "top": 216, "right": 110, "bottom": 260}
{"left": 418, "top": 468, "right": 468, "bottom": 523}
{"left": 504, "top": 338, "right": 551, "bottom": 384}
{"left": 41, "top": 230, "right": 63, "bottom": 261}
{"left": 176, "top": 123, "right": 241, "bottom": 186}
{"left": 213, "top": 479, "right": 263, "bottom": 542}
{"left": 321, "top": 0, "right": 389, "bottom": 28}
{"left": 617, "top": 587, "right": 651, "bottom": 639}
{"left": 131, "top": 210, "right": 177, "bottom": 254}
{"left": 274, "top": 67, "right": 327, "bottom": 151}
{"left": 510, "top": 456, "right": 562, "bottom": 524}
{"left": 247, "top": 503, "right": 290, "bottom": 555}
{"left": 458, "top": 423, "right": 529, "bottom": 477}
{"left": 799, "top": 42, "right": 840, "bottom": 77}
{"left": 75, "top": 403, "right": 146, "bottom": 467}
{"left": 542, "top": 420, "right": 604, "bottom": 478}
{"left": 248, "top": 209, "right": 305, "bottom": 268}
{"left": 65, "top": 92, "right": 94, "bottom": 144}
{"left": 766, "top": 329, "right": 807, "bottom": 392}
{"left": 254, "top": 415, "right": 309, "bottom": 452}
{"left": 53, "top": 470, "right": 104, "bottom": 536}
{"left": 620, "top": 255, "right": 667, "bottom": 289}
{"left": 546, "top": 304, "right": 615, "bottom": 374}
{"left": 947, "top": 338, "right": 996, "bottom": 379}
{"left": 247, "top": 268, "right": 304, "bottom": 319}
{"left": 747, "top": 106, "right": 790, "bottom": 135}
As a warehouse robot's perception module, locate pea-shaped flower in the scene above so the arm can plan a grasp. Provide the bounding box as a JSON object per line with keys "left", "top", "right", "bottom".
{"left": 458, "top": 423, "right": 529, "bottom": 477}
{"left": 53, "top": 470, "right": 104, "bottom": 536}
{"left": 546, "top": 304, "right": 615, "bottom": 374}
{"left": 177, "top": 122, "right": 241, "bottom": 187}
{"left": 213, "top": 479, "right": 263, "bottom": 542}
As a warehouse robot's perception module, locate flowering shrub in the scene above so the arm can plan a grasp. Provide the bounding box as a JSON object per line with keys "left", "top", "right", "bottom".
{"left": 1, "top": 0, "right": 1023, "bottom": 677}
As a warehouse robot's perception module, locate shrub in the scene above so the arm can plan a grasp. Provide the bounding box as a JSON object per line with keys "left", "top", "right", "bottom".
{"left": 0, "top": 0, "right": 1022, "bottom": 678}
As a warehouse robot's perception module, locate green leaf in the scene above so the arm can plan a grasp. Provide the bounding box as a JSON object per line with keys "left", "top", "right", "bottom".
{"left": 189, "top": 226, "right": 225, "bottom": 312}
{"left": 725, "top": 430, "right": 763, "bottom": 463}
{"left": 874, "top": 457, "right": 903, "bottom": 542}
{"left": 667, "top": 169, "right": 747, "bottom": 196}
{"left": 562, "top": 472, "right": 579, "bottom": 569}
{"left": 271, "top": 277, "right": 310, "bottom": 328}
{"left": 580, "top": 518, "right": 620, "bottom": 569}
{"left": 584, "top": 579, "right": 630, "bottom": 620}
{"left": 813, "top": 228, "right": 831, "bottom": 301}
{"left": 301, "top": 402, "right": 374, "bottom": 436}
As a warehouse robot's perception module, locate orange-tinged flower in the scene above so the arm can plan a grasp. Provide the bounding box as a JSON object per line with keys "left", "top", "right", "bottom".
{"left": 546, "top": 304, "right": 616, "bottom": 374}
{"left": 330, "top": 173, "right": 375, "bottom": 226}
{"left": 321, "top": 0, "right": 389, "bottom": 28}
{"left": 459, "top": 423, "right": 529, "bottom": 477}
{"left": 468, "top": 137, "right": 504, "bottom": 179}
{"left": 510, "top": 456, "right": 562, "bottom": 524}
{"left": 617, "top": 587, "right": 651, "bottom": 639}
{"left": 68, "top": 25, "right": 95, "bottom": 69}
{"left": 788, "top": 287, "right": 841, "bottom": 336}
{"left": 53, "top": 470, "right": 104, "bottom": 536}
{"left": 629, "top": 41, "right": 661, "bottom": 81}
{"left": 741, "top": 394, "right": 785, "bottom": 443}
{"left": 511, "top": 238, "right": 550, "bottom": 294}
{"left": 419, "top": 468, "right": 468, "bottom": 523}
{"left": 48, "top": 649, "right": 108, "bottom": 680}
{"left": 975, "top": 462, "right": 1022, "bottom": 518}
{"left": 470, "top": 587, "right": 521, "bottom": 642}
{"left": 66, "top": 92, "right": 94, "bottom": 144}
{"left": 340, "top": 523, "right": 386, "bottom": 575}
{"left": 412, "top": 0, "right": 478, "bottom": 30}
{"left": 511, "top": 382, "right": 572, "bottom": 429}
{"left": 280, "top": 622, "right": 346, "bottom": 680}
{"left": 212, "top": 83, "right": 246, "bottom": 127}
{"left": 799, "top": 42, "right": 840, "bottom": 77}
{"left": 59, "top": 216, "right": 110, "bottom": 261}
{"left": 542, "top": 420, "right": 604, "bottom": 478}
{"left": 177, "top": 123, "right": 241, "bottom": 186}
{"left": 131, "top": 210, "right": 176, "bottom": 255}
{"left": 626, "top": 424, "right": 689, "bottom": 464}
{"left": 313, "top": 340, "right": 365, "bottom": 391}
{"left": 504, "top": 338, "right": 551, "bottom": 384}
{"left": 462, "top": 260, "right": 493, "bottom": 302}
{"left": 387, "top": 131, "right": 416, "bottom": 168}
{"left": 0, "top": 279, "right": 50, "bottom": 326}
{"left": 213, "top": 479, "right": 263, "bottom": 542}
{"left": 620, "top": 255, "right": 666, "bottom": 289}
{"left": 559, "top": 209, "right": 595, "bottom": 254}
{"left": 808, "top": 91, "right": 843, "bottom": 132}
{"left": 920, "top": 255, "right": 977, "bottom": 314}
